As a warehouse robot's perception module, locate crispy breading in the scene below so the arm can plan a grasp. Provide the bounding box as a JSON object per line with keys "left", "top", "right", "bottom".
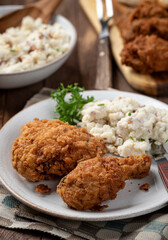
{"left": 11, "top": 118, "right": 106, "bottom": 182}
{"left": 129, "top": 0, "right": 168, "bottom": 21}
{"left": 57, "top": 154, "right": 151, "bottom": 210}
{"left": 121, "top": 35, "right": 168, "bottom": 73}
{"left": 113, "top": 0, "right": 168, "bottom": 73}
{"left": 35, "top": 184, "right": 51, "bottom": 194}
{"left": 114, "top": 0, "right": 168, "bottom": 42}
{"left": 140, "top": 183, "right": 150, "bottom": 191}
{"left": 124, "top": 17, "right": 168, "bottom": 42}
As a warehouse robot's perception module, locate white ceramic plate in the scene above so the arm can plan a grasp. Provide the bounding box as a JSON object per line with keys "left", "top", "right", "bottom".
{"left": 0, "top": 90, "right": 168, "bottom": 221}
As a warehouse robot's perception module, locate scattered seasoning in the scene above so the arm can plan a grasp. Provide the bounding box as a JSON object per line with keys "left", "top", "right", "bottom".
{"left": 140, "top": 183, "right": 150, "bottom": 191}
{"left": 98, "top": 103, "right": 105, "bottom": 106}
{"left": 166, "top": 139, "right": 168, "bottom": 143}
{"left": 128, "top": 190, "right": 131, "bottom": 192}
{"left": 10, "top": 49, "right": 16, "bottom": 52}
{"left": 128, "top": 112, "right": 131, "bottom": 116}
{"left": 35, "top": 184, "right": 51, "bottom": 194}
{"left": 129, "top": 136, "right": 134, "bottom": 141}
{"left": 130, "top": 182, "right": 133, "bottom": 184}
{"left": 56, "top": 48, "right": 60, "bottom": 52}
{"left": 140, "top": 138, "right": 145, "bottom": 142}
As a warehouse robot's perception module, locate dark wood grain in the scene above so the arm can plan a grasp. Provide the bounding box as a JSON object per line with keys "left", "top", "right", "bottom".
{"left": 95, "top": 37, "right": 113, "bottom": 89}
{"left": 0, "top": 0, "right": 168, "bottom": 239}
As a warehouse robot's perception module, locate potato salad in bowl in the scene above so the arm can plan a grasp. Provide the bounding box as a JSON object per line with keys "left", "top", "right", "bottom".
{"left": 0, "top": 16, "right": 70, "bottom": 73}
{"left": 0, "top": 5, "right": 77, "bottom": 89}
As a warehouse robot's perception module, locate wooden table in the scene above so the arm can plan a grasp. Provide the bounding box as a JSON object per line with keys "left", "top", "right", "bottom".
{"left": 0, "top": 0, "right": 168, "bottom": 239}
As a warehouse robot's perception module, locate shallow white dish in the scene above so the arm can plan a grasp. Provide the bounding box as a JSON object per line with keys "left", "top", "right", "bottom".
{"left": 0, "top": 90, "right": 168, "bottom": 221}
{"left": 0, "top": 6, "right": 77, "bottom": 89}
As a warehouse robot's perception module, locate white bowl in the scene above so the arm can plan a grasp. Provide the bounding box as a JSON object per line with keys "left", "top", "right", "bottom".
{"left": 0, "top": 6, "right": 77, "bottom": 89}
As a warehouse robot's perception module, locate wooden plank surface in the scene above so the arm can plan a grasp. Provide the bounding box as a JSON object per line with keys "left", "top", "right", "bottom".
{"left": 0, "top": 0, "right": 168, "bottom": 239}
{"left": 111, "top": 0, "right": 168, "bottom": 97}
{"left": 111, "top": 25, "right": 157, "bottom": 96}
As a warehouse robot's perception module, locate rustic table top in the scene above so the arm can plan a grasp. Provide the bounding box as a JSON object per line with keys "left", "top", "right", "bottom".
{"left": 0, "top": 0, "right": 168, "bottom": 239}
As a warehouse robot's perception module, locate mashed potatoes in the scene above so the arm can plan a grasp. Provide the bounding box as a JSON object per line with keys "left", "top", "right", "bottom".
{"left": 80, "top": 96, "right": 168, "bottom": 157}
{"left": 0, "top": 16, "right": 70, "bottom": 73}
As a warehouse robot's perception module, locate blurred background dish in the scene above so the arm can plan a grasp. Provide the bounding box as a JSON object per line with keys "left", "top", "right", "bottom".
{"left": 0, "top": 5, "right": 77, "bottom": 89}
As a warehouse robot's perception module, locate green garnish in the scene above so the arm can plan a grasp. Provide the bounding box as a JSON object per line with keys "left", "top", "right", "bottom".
{"left": 98, "top": 104, "right": 104, "bottom": 106}
{"left": 140, "top": 138, "right": 145, "bottom": 142}
{"left": 129, "top": 136, "right": 134, "bottom": 140}
{"left": 128, "top": 112, "right": 131, "bottom": 116}
{"left": 51, "top": 83, "right": 94, "bottom": 125}
{"left": 10, "top": 49, "right": 16, "bottom": 52}
{"left": 56, "top": 48, "right": 60, "bottom": 52}
{"left": 166, "top": 139, "right": 168, "bottom": 143}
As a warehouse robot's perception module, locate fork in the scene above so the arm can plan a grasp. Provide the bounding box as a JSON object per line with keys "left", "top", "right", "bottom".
{"left": 95, "top": 0, "right": 113, "bottom": 90}
{"left": 150, "top": 143, "right": 168, "bottom": 192}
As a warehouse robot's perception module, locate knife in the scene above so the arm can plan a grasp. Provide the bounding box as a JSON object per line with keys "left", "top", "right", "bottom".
{"left": 150, "top": 143, "right": 168, "bottom": 192}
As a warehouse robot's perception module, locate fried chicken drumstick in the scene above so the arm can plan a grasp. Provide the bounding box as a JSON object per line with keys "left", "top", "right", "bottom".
{"left": 57, "top": 154, "right": 151, "bottom": 210}
{"left": 11, "top": 118, "right": 106, "bottom": 182}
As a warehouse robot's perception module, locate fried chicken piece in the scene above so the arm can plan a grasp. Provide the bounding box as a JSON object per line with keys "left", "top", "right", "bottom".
{"left": 113, "top": 0, "right": 168, "bottom": 72}
{"left": 124, "top": 18, "right": 168, "bottom": 42}
{"left": 121, "top": 35, "right": 168, "bottom": 73}
{"left": 114, "top": 0, "right": 168, "bottom": 42}
{"left": 124, "top": 0, "right": 168, "bottom": 42}
{"left": 140, "top": 183, "right": 150, "bottom": 191}
{"left": 129, "top": 0, "right": 168, "bottom": 21}
{"left": 11, "top": 118, "right": 106, "bottom": 182}
{"left": 114, "top": 0, "right": 168, "bottom": 72}
{"left": 35, "top": 184, "right": 51, "bottom": 194}
{"left": 57, "top": 154, "right": 151, "bottom": 210}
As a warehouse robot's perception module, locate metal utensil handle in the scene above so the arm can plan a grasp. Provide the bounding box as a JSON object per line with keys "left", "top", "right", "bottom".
{"left": 158, "top": 162, "right": 168, "bottom": 192}
{"left": 95, "top": 37, "right": 113, "bottom": 90}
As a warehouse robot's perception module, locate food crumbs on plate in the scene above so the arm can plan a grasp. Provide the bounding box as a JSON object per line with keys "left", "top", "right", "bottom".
{"left": 91, "top": 205, "right": 108, "bottom": 212}
{"left": 140, "top": 183, "right": 150, "bottom": 191}
{"left": 128, "top": 190, "right": 131, "bottom": 192}
{"left": 35, "top": 184, "right": 51, "bottom": 194}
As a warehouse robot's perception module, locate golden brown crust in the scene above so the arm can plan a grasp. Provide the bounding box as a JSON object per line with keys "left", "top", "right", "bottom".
{"left": 123, "top": 17, "right": 168, "bottom": 43}
{"left": 140, "top": 183, "right": 150, "bottom": 191}
{"left": 129, "top": 0, "right": 168, "bottom": 20}
{"left": 113, "top": 0, "right": 168, "bottom": 73}
{"left": 121, "top": 35, "right": 168, "bottom": 73}
{"left": 57, "top": 154, "right": 151, "bottom": 210}
{"left": 11, "top": 118, "right": 106, "bottom": 182}
{"left": 35, "top": 184, "right": 51, "bottom": 194}
{"left": 114, "top": 0, "right": 168, "bottom": 42}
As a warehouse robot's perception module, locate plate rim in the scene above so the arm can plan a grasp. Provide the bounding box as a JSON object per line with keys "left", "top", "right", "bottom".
{"left": 0, "top": 89, "right": 168, "bottom": 221}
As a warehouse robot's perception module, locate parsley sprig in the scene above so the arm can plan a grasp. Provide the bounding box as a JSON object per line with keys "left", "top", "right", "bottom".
{"left": 51, "top": 83, "right": 94, "bottom": 125}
